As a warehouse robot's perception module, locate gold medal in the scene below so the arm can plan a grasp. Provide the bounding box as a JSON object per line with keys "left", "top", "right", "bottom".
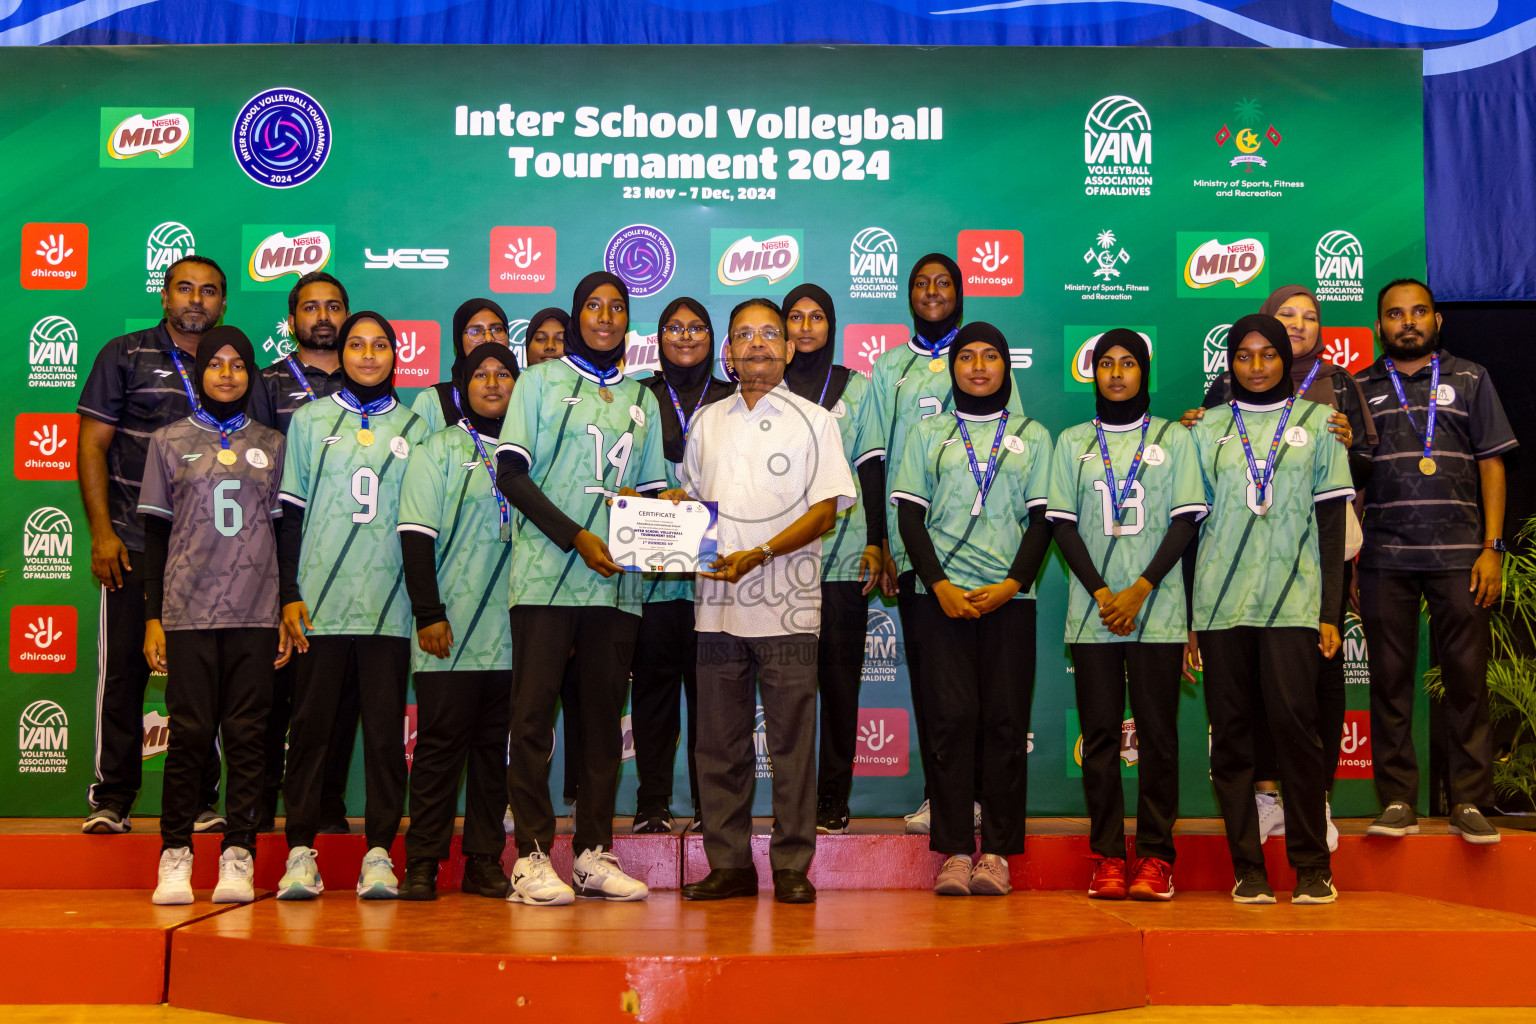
{"left": 1111, "top": 524, "right": 1122, "bottom": 538}
{"left": 599, "top": 386, "right": 614, "bottom": 404}
{"left": 1419, "top": 456, "right": 1437, "bottom": 476}
{"left": 357, "top": 428, "right": 375, "bottom": 447}
{"left": 928, "top": 358, "right": 944, "bottom": 373}
{"left": 217, "top": 448, "right": 237, "bottom": 466}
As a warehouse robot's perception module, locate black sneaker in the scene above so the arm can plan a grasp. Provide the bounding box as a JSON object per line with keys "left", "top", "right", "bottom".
{"left": 1292, "top": 868, "right": 1338, "bottom": 905}
{"left": 631, "top": 809, "right": 675, "bottom": 834}
{"left": 1231, "top": 865, "right": 1276, "bottom": 904}
{"left": 815, "top": 798, "right": 850, "bottom": 835}
{"left": 1366, "top": 800, "right": 1420, "bottom": 837}
{"left": 462, "top": 853, "right": 511, "bottom": 898}
{"left": 319, "top": 817, "right": 352, "bottom": 835}
{"left": 686, "top": 810, "right": 704, "bottom": 834}
{"left": 399, "top": 858, "right": 438, "bottom": 901}
{"left": 192, "top": 808, "right": 227, "bottom": 833}
{"left": 81, "top": 806, "right": 131, "bottom": 834}
{"left": 1449, "top": 804, "right": 1501, "bottom": 845}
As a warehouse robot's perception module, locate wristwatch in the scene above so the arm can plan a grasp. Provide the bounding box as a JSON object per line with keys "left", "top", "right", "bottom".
{"left": 756, "top": 543, "right": 775, "bottom": 565}
{"left": 1484, "top": 538, "right": 1507, "bottom": 554}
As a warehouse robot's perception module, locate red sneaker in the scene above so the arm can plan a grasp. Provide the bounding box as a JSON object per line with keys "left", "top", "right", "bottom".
{"left": 1128, "top": 857, "right": 1175, "bottom": 901}
{"left": 1087, "top": 856, "right": 1128, "bottom": 900}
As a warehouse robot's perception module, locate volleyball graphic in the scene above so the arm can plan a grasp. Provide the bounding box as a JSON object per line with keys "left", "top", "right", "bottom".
{"left": 1085, "top": 95, "right": 1151, "bottom": 134}
{"left": 1317, "top": 229, "right": 1364, "bottom": 258}
{"left": 29, "top": 316, "right": 77, "bottom": 348}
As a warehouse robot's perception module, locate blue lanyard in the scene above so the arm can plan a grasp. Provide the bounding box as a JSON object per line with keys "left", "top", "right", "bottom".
{"left": 1385, "top": 352, "right": 1438, "bottom": 460}
{"left": 567, "top": 353, "right": 622, "bottom": 387}
{"left": 193, "top": 409, "right": 246, "bottom": 452}
{"left": 1230, "top": 360, "right": 1322, "bottom": 512}
{"left": 915, "top": 327, "right": 959, "bottom": 359}
{"left": 167, "top": 348, "right": 201, "bottom": 413}
{"left": 955, "top": 411, "right": 1009, "bottom": 516}
{"left": 1093, "top": 413, "right": 1150, "bottom": 534}
{"left": 460, "top": 421, "right": 510, "bottom": 543}
{"left": 283, "top": 355, "right": 316, "bottom": 402}
{"left": 450, "top": 385, "right": 464, "bottom": 419}
{"left": 663, "top": 378, "right": 709, "bottom": 443}
{"left": 817, "top": 365, "right": 834, "bottom": 406}
{"left": 335, "top": 389, "right": 394, "bottom": 432}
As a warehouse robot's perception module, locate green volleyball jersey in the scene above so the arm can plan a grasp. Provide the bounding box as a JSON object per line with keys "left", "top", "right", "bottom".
{"left": 888, "top": 410, "right": 1052, "bottom": 597}
{"left": 821, "top": 370, "right": 883, "bottom": 583}
{"left": 278, "top": 395, "right": 430, "bottom": 637}
{"left": 1191, "top": 399, "right": 1355, "bottom": 631}
{"left": 397, "top": 424, "right": 514, "bottom": 673}
{"left": 409, "top": 387, "right": 450, "bottom": 437}
{"left": 496, "top": 357, "right": 667, "bottom": 615}
{"left": 870, "top": 340, "right": 1024, "bottom": 576}
{"left": 1045, "top": 416, "right": 1207, "bottom": 644}
{"left": 641, "top": 453, "right": 694, "bottom": 605}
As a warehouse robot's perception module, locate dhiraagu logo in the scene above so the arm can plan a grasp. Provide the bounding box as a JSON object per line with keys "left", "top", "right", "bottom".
{"left": 1177, "top": 232, "right": 1269, "bottom": 297}
{"left": 1063, "top": 326, "right": 1157, "bottom": 393}
{"left": 101, "top": 108, "right": 194, "bottom": 168}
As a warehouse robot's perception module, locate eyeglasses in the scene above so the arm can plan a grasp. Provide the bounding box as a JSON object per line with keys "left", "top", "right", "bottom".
{"left": 662, "top": 324, "right": 711, "bottom": 340}
{"left": 464, "top": 324, "right": 508, "bottom": 341}
{"left": 731, "top": 327, "right": 783, "bottom": 344}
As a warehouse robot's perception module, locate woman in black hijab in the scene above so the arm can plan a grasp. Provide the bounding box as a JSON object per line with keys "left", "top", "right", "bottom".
{"left": 1046, "top": 329, "right": 1205, "bottom": 902}
{"left": 889, "top": 321, "right": 1053, "bottom": 898}
{"left": 524, "top": 307, "right": 569, "bottom": 368}
{"left": 410, "top": 298, "right": 513, "bottom": 435}
{"left": 627, "top": 295, "right": 735, "bottom": 833}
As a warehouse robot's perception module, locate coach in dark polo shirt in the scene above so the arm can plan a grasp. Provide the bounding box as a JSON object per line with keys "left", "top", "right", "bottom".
{"left": 1355, "top": 278, "right": 1516, "bottom": 845}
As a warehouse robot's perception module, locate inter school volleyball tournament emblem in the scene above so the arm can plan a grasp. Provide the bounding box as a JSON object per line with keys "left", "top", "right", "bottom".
{"left": 604, "top": 225, "right": 675, "bottom": 299}
{"left": 231, "top": 88, "right": 331, "bottom": 188}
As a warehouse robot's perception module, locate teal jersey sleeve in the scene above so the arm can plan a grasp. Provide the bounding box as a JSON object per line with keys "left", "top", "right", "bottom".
{"left": 410, "top": 388, "right": 448, "bottom": 437}
{"left": 1313, "top": 419, "right": 1355, "bottom": 500}
{"left": 822, "top": 370, "right": 881, "bottom": 583}
{"left": 398, "top": 426, "right": 514, "bottom": 674}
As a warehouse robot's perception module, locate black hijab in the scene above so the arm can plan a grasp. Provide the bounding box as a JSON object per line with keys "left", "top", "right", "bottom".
{"left": 1091, "top": 328, "right": 1151, "bottom": 425}
{"left": 566, "top": 271, "right": 629, "bottom": 376}
{"left": 908, "top": 253, "right": 964, "bottom": 349}
{"left": 524, "top": 307, "right": 569, "bottom": 368}
{"left": 450, "top": 298, "right": 509, "bottom": 381}
{"left": 948, "top": 321, "right": 1012, "bottom": 417}
{"left": 656, "top": 296, "right": 714, "bottom": 394}
{"left": 193, "top": 325, "right": 257, "bottom": 422}
{"left": 1226, "top": 313, "right": 1294, "bottom": 405}
{"left": 458, "top": 341, "right": 516, "bottom": 439}
{"left": 337, "top": 311, "right": 397, "bottom": 406}
{"left": 781, "top": 283, "right": 850, "bottom": 409}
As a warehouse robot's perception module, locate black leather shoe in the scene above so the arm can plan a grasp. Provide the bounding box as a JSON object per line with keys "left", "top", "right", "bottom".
{"left": 772, "top": 869, "right": 816, "bottom": 904}
{"left": 631, "top": 809, "right": 675, "bottom": 834}
{"left": 400, "top": 858, "right": 438, "bottom": 901}
{"left": 462, "top": 853, "right": 510, "bottom": 898}
{"left": 681, "top": 868, "right": 759, "bottom": 900}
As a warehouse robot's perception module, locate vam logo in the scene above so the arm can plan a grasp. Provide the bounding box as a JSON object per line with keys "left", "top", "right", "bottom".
{"left": 1315, "top": 230, "right": 1365, "bottom": 302}
{"left": 389, "top": 320, "right": 441, "bottom": 386}
{"left": 507, "top": 319, "right": 530, "bottom": 367}
{"left": 860, "top": 607, "right": 901, "bottom": 684}
{"left": 849, "top": 227, "right": 899, "bottom": 299}
{"left": 14, "top": 413, "right": 80, "bottom": 481}
{"left": 1064, "top": 327, "right": 1156, "bottom": 393}
{"left": 101, "top": 109, "right": 194, "bottom": 168}
{"left": 711, "top": 229, "right": 803, "bottom": 293}
{"left": 1178, "top": 233, "right": 1269, "bottom": 296}
{"left": 1203, "top": 323, "right": 1233, "bottom": 391}
{"left": 23, "top": 506, "right": 73, "bottom": 581}
{"left": 853, "top": 708, "right": 910, "bottom": 777}
{"left": 9, "top": 605, "right": 77, "bottom": 674}
{"left": 28, "top": 316, "right": 79, "bottom": 390}
{"left": 243, "top": 226, "right": 334, "bottom": 290}
{"left": 18, "top": 699, "right": 69, "bottom": 773}
{"left": 753, "top": 705, "right": 774, "bottom": 779}
{"left": 1083, "top": 95, "right": 1152, "bottom": 196}
{"left": 1343, "top": 611, "right": 1369, "bottom": 686}
{"left": 145, "top": 221, "right": 196, "bottom": 293}
{"left": 364, "top": 247, "right": 449, "bottom": 270}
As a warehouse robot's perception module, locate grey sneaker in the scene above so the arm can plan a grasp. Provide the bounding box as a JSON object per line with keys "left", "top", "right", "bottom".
{"left": 1231, "top": 865, "right": 1276, "bottom": 904}
{"left": 1367, "top": 800, "right": 1420, "bottom": 837}
{"left": 1448, "top": 804, "right": 1501, "bottom": 845}
{"left": 82, "top": 807, "right": 131, "bottom": 834}
{"left": 1292, "top": 868, "right": 1338, "bottom": 905}
{"left": 192, "top": 808, "right": 226, "bottom": 833}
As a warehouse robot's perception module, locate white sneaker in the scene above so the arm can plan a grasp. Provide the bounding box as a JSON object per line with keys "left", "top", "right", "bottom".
{"left": 904, "top": 798, "right": 932, "bottom": 836}
{"left": 212, "top": 848, "right": 256, "bottom": 904}
{"left": 1256, "top": 791, "right": 1285, "bottom": 843}
{"left": 152, "top": 847, "right": 194, "bottom": 905}
{"left": 973, "top": 801, "right": 983, "bottom": 834}
{"left": 1325, "top": 801, "right": 1339, "bottom": 853}
{"left": 356, "top": 846, "right": 398, "bottom": 899}
{"left": 572, "top": 847, "right": 650, "bottom": 902}
{"left": 507, "top": 850, "right": 575, "bottom": 906}
{"left": 503, "top": 805, "right": 515, "bottom": 835}
{"left": 277, "top": 846, "right": 323, "bottom": 901}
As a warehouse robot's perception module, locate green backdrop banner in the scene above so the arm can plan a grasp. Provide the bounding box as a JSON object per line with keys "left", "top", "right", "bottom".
{"left": 0, "top": 44, "right": 1426, "bottom": 819}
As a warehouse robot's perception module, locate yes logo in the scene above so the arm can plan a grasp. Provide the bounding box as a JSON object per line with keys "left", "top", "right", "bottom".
{"left": 14, "top": 413, "right": 80, "bottom": 480}
{"left": 20, "top": 223, "right": 88, "bottom": 290}
{"left": 1178, "top": 233, "right": 1269, "bottom": 295}
{"left": 389, "top": 321, "right": 441, "bottom": 387}
{"left": 956, "top": 229, "right": 1023, "bottom": 296}
{"left": 10, "top": 605, "right": 77, "bottom": 673}
{"left": 842, "top": 325, "right": 907, "bottom": 378}
{"left": 490, "top": 226, "right": 556, "bottom": 293}
{"left": 101, "top": 109, "right": 194, "bottom": 167}
{"left": 854, "top": 708, "right": 910, "bottom": 777}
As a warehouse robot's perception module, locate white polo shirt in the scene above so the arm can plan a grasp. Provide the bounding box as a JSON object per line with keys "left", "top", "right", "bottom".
{"left": 682, "top": 381, "right": 856, "bottom": 637}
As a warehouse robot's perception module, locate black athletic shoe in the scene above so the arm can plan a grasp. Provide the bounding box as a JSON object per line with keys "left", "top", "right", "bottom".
{"left": 1449, "top": 804, "right": 1501, "bottom": 845}
{"left": 399, "top": 858, "right": 438, "bottom": 901}
{"left": 632, "top": 809, "right": 675, "bottom": 834}
{"left": 815, "top": 797, "right": 850, "bottom": 835}
{"left": 686, "top": 810, "right": 704, "bottom": 834}
{"left": 1366, "top": 800, "right": 1419, "bottom": 837}
{"left": 1231, "top": 865, "right": 1276, "bottom": 904}
{"left": 318, "top": 817, "right": 352, "bottom": 835}
{"left": 1292, "top": 868, "right": 1338, "bottom": 905}
{"left": 462, "top": 853, "right": 511, "bottom": 898}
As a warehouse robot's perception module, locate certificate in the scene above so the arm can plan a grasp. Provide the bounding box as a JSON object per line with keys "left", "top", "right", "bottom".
{"left": 609, "top": 495, "right": 719, "bottom": 573}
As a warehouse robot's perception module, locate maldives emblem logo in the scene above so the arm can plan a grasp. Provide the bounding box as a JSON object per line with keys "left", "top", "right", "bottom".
{"left": 231, "top": 88, "right": 331, "bottom": 189}
{"left": 1085, "top": 228, "right": 1130, "bottom": 280}
{"left": 1214, "top": 97, "right": 1281, "bottom": 174}
{"left": 102, "top": 110, "right": 194, "bottom": 167}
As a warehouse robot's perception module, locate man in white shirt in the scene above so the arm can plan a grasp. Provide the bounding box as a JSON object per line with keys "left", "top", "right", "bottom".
{"left": 674, "top": 297, "right": 857, "bottom": 904}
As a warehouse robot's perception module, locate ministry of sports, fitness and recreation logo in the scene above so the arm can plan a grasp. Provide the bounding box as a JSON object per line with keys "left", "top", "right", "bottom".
{"left": 854, "top": 708, "right": 909, "bottom": 777}
{"left": 604, "top": 224, "right": 675, "bottom": 299}
{"left": 1083, "top": 95, "right": 1152, "bottom": 196}
{"left": 28, "top": 315, "right": 78, "bottom": 390}
{"left": 144, "top": 221, "right": 195, "bottom": 293}
{"left": 1202, "top": 322, "right": 1233, "bottom": 392}
{"left": 711, "top": 229, "right": 803, "bottom": 294}
{"left": 1315, "top": 229, "right": 1365, "bottom": 303}
{"left": 848, "top": 227, "right": 899, "bottom": 299}
{"left": 9, "top": 605, "right": 76, "bottom": 674}
{"left": 231, "top": 88, "right": 331, "bottom": 189}
{"left": 1064, "top": 326, "right": 1157, "bottom": 394}
{"left": 101, "top": 109, "right": 194, "bottom": 168}
{"left": 242, "top": 225, "right": 334, "bottom": 291}
{"left": 23, "top": 506, "right": 72, "bottom": 582}
{"left": 1214, "top": 97, "right": 1282, "bottom": 174}
{"left": 18, "top": 699, "right": 68, "bottom": 773}
{"left": 1068, "top": 228, "right": 1148, "bottom": 304}
{"left": 1178, "top": 232, "right": 1269, "bottom": 297}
